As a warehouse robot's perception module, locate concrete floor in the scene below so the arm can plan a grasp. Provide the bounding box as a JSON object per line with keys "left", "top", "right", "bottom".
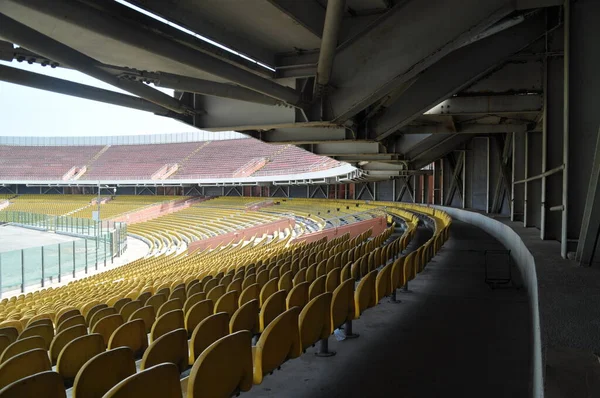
{"left": 244, "top": 220, "right": 532, "bottom": 398}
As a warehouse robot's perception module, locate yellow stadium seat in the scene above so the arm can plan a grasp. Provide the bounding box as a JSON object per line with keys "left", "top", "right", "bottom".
{"left": 56, "top": 309, "right": 80, "bottom": 328}
{"left": 259, "top": 290, "right": 286, "bottom": 333}
{"left": 0, "top": 348, "right": 51, "bottom": 390}
{"left": 206, "top": 285, "right": 226, "bottom": 304}
{"left": 308, "top": 275, "right": 326, "bottom": 301}
{"left": 299, "top": 293, "right": 333, "bottom": 354}
{"left": 128, "top": 306, "right": 155, "bottom": 333}
{"left": 169, "top": 287, "right": 186, "bottom": 304}
{"left": 72, "top": 347, "right": 136, "bottom": 398}
{"left": 157, "top": 298, "right": 183, "bottom": 318}
{"left": 189, "top": 312, "right": 229, "bottom": 365}
{"left": 0, "top": 371, "right": 65, "bottom": 398}
{"left": 18, "top": 324, "right": 54, "bottom": 350}
{"left": 375, "top": 263, "right": 393, "bottom": 302}
{"left": 184, "top": 300, "right": 214, "bottom": 336}
{"left": 214, "top": 291, "right": 238, "bottom": 317}
{"left": 140, "top": 328, "right": 188, "bottom": 373}
{"left": 0, "top": 335, "right": 9, "bottom": 358}
{"left": 108, "top": 319, "right": 148, "bottom": 359}
{"left": 56, "top": 334, "right": 105, "bottom": 385}
{"left": 104, "top": 363, "right": 183, "bottom": 398}
{"left": 183, "top": 293, "right": 206, "bottom": 316}
{"left": 331, "top": 279, "right": 355, "bottom": 330}
{"left": 85, "top": 304, "right": 108, "bottom": 326}
{"left": 292, "top": 268, "right": 306, "bottom": 286}
{"left": 0, "top": 327, "right": 18, "bottom": 344}
{"left": 230, "top": 299, "right": 259, "bottom": 335}
{"left": 227, "top": 278, "right": 243, "bottom": 293}
{"left": 151, "top": 309, "right": 184, "bottom": 342}
{"left": 56, "top": 314, "right": 85, "bottom": 334}
{"left": 49, "top": 324, "right": 87, "bottom": 365}
{"left": 89, "top": 307, "right": 117, "bottom": 330}
{"left": 145, "top": 294, "right": 167, "bottom": 316}
{"left": 27, "top": 318, "right": 53, "bottom": 329}
{"left": 325, "top": 267, "right": 341, "bottom": 293}
{"left": 119, "top": 300, "right": 142, "bottom": 323}
{"left": 259, "top": 278, "right": 279, "bottom": 307}
{"left": 112, "top": 298, "right": 132, "bottom": 313}
{"left": 253, "top": 307, "right": 301, "bottom": 385}
{"left": 239, "top": 283, "right": 260, "bottom": 307}
{"left": 355, "top": 271, "right": 377, "bottom": 319}
{"left": 0, "top": 336, "right": 45, "bottom": 364}
{"left": 183, "top": 331, "right": 253, "bottom": 398}
{"left": 92, "top": 312, "right": 122, "bottom": 342}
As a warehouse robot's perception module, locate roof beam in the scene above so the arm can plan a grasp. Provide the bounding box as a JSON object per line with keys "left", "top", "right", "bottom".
{"left": 409, "top": 134, "right": 473, "bottom": 170}
{"left": 371, "top": 15, "right": 547, "bottom": 140}
{"left": 316, "top": 0, "right": 346, "bottom": 90}
{"left": 0, "top": 64, "right": 177, "bottom": 116}
{"left": 327, "top": 0, "right": 514, "bottom": 121}
{"left": 425, "top": 94, "right": 542, "bottom": 116}
{"left": 401, "top": 124, "right": 529, "bottom": 134}
{"left": 0, "top": 13, "right": 194, "bottom": 115}
{"left": 305, "top": 141, "right": 382, "bottom": 156}
{"left": 5, "top": 0, "right": 302, "bottom": 106}
{"left": 247, "top": 127, "right": 349, "bottom": 143}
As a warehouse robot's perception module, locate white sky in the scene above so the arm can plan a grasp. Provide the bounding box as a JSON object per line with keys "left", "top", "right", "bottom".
{"left": 0, "top": 60, "right": 202, "bottom": 137}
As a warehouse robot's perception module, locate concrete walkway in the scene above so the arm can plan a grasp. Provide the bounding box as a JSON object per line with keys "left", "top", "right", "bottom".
{"left": 244, "top": 220, "right": 531, "bottom": 398}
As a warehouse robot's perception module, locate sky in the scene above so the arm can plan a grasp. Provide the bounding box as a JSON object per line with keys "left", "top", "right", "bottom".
{"left": 0, "top": 60, "right": 203, "bottom": 137}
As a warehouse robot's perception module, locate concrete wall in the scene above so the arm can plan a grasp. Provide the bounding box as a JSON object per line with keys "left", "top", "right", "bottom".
{"left": 292, "top": 215, "right": 387, "bottom": 244}
{"left": 187, "top": 217, "right": 295, "bottom": 253}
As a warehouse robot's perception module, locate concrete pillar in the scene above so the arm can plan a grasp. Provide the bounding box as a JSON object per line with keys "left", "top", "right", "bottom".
{"left": 568, "top": 0, "right": 600, "bottom": 256}
{"left": 512, "top": 133, "right": 526, "bottom": 222}
{"left": 526, "top": 131, "right": 543, "bottom": 229}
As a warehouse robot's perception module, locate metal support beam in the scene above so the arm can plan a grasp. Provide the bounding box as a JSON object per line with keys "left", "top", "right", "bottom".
{"left": 372, "top": 14, "right": 547, "bottom": 140}
{"left": 0, "top": 64, "right": 175, "bottom": 116}
{"left": 316, "top": 0, "right": 346, "bottom": 89}
{"left": 424, "top": 94, "right": 543, "bottom": 116}
{"left": 267, "top": 0, "right": 325, "bottom": 39}
{"left": 328, "top": 0, "right": 513, "bottom": 121}
{"left": 4, "top": 0, "right": 303, "bottom": 107}
{"left": 491, "top": 133, "right": 513, "bottom": 213}
{"left": 0, "top": 13, "right": 194, "bottom": 115}
{"left": 401, "top": 123, "right": 529, "bottom": 135}
{"left": 514, "top": 165, "right": 564, "bottom": 184}
{"left": 444, "top": 152, "right": 465, "bottom": 206}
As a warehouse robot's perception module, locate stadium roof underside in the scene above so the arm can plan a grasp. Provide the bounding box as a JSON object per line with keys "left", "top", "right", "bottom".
{"left": 0, "top": 0, "right": 562, "bottom": 180}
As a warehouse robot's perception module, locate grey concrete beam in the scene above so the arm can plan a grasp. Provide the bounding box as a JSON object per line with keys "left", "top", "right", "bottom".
{"left": 0, "top": 64, "right": 176, "bottom": 116}
{"left": 247, "top": 127, "right": 349, "bottom": 143}
{"left": 327, "top": 0, "right": 514, "bottom": 121}
{"left": 307, "top": 141, "right": 382, "bottom": 155}
{"left": 315, "top": 0, "right": 346, "bottom": 89}
{"left": 8, "top": 0, "right": 302, "bottom": 106}
{"left": 410, "top": 134, "right": 473, "bottom": 170}
{"left": 371, "top": 15, "right": 546, "bottom": 140}
{"left": 425, "top": 94, "right": 542, "bottom": 116}
{"left": 401, "top": 123, "right": 529, "bottom": 135}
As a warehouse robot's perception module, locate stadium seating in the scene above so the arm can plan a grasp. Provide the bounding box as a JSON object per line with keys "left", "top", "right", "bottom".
{"left": 0, "top": 138, "right": 342, "bottom": 181}
{"left": 0, "top": 196, "right": 453, "bottom": 397}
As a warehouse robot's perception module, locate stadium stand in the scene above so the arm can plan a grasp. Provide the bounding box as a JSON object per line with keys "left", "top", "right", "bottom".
{"left": 0, "top": 139, "right": 342, "bottom": 181}
{"left": 0, "top": 194, "right": 451, "bottom": 397}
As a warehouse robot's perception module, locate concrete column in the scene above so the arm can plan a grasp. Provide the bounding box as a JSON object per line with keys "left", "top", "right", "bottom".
{"left": 512, "top": 133, "right": 526, "bottom": 222}
{"left": 568, "top": 0, "right": 600, "bottom": 257}
{"left": 526, "top": 131, "right": 543, "bottom": 229}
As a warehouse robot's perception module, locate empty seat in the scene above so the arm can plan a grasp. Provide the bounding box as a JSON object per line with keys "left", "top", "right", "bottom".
{"left": 91, "top": 314, "right": 124, "bottom": 345}
{"left": 227, "top": 278, "right": 243, "bottom": 293}
{"left": 214, "top": 291, "right": 238, "bottom": 317}
{"left": 299, "top": 293, "right": 333, "bottom": 353}
{"left": 326, "top": 267, "right": 341, "bottom": 293}
{"left": 260, "top": 278, "right": 279, "bottom": 307}
{"left": 230, "top": 299, "right": 259, "bottom": 335}
{"left": 18, "top": 324, "right": 54, "bottom": 350}
{"left": 239, "top": 283, "right": 260, "bottom": 307}
{"left": 259, "top": 290, "right": 286, "bottom": 333}
{"left": 56, "top": 334, "right": 105, "bottom": 385}
{"left": 308, "top": 275, "right": 326, "bottom": 300}
{"left": 108, "top": 319, "right": 149, "bottom": 359}
{"left": 184, "top": 299, "right": 213, "bottom": 336}
{"left": 183, "top": 331, "right": 253, "bottom": 398}
{"left": 49, "top": 324, "right": 87, "bottom": 365}
{"left": 27, "top": 318, "right": 53, "bottom": 329}
{"left": 151, "top": 309, "right": 184, "bottom": 342}
{"left": 145, "top": 294, "right": 167, "bottom": 315}
{"left": 0, "top": 335, "right": 45, "bottom": 364}
{"left": 189, "top": 312, "right": 229, "bottom": 365}
{"left": 169, "top": 287, "right": 186, "bottom": 303}
{"left": 103, "top": 363, "right": 183, "bottom": 398}
{"left": 0, "top": 336, "right": 9, "bottom": 359}
{"left": 72, "top": 347, "right": 136, "bottom": 398}
{"left": 56, "top": 314, "right": 85, "bottom": 334}
{"left": 375, "top": 263, "right": 393, "bottom": 302}
{"left": 0, "top": 327, "right": 18, "bottom": 344}
{"left": 157, "top": 298, "right": 183, "bottom": 318}
{"left": 183, "top": 292, "right": 206, "bottom": 315}
{"left": 128, "top": 305, "right": 155, "bottom": 333}
{"left": 331, "top": 279, "right": 355, "bottom": 330}
{"left": 0, "top": 371, "right": 65, "bottom": 398}
{"left": 56, "top": 309, "right": 80, "bottom": 328}
{"left": 140, "top": 328, "right": 188, "bottom": 373}
{"left": 89, "top": 307, "right": 117, "bottom": 330}
{"left": 278, "top": 271, "right": 293, "bottom": 292}
{"left": 85, "top": 304, "right": 108, "bottom": 326}
{"left": 113, "top": 298, "right": 132, "bottom": 313}
{"left": 253, "top": 307, "right": 301, "bottom": 385}
{"left": 0, "top": 348, "right": 51, "bottom": 390}
{"left": 206, "top": 285, "right": 226, "bottom": 304}
{"left": 119, "top": 300, "right": 142, "bottom": 323}
{"left": 292, "top": 268, "right": 306, "bottom": 286}
{"left": 355, "top": 270, "right": 377, "bottom": 319}
{"left": 286, "top": 281, "right": 309, "bottom": 310}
